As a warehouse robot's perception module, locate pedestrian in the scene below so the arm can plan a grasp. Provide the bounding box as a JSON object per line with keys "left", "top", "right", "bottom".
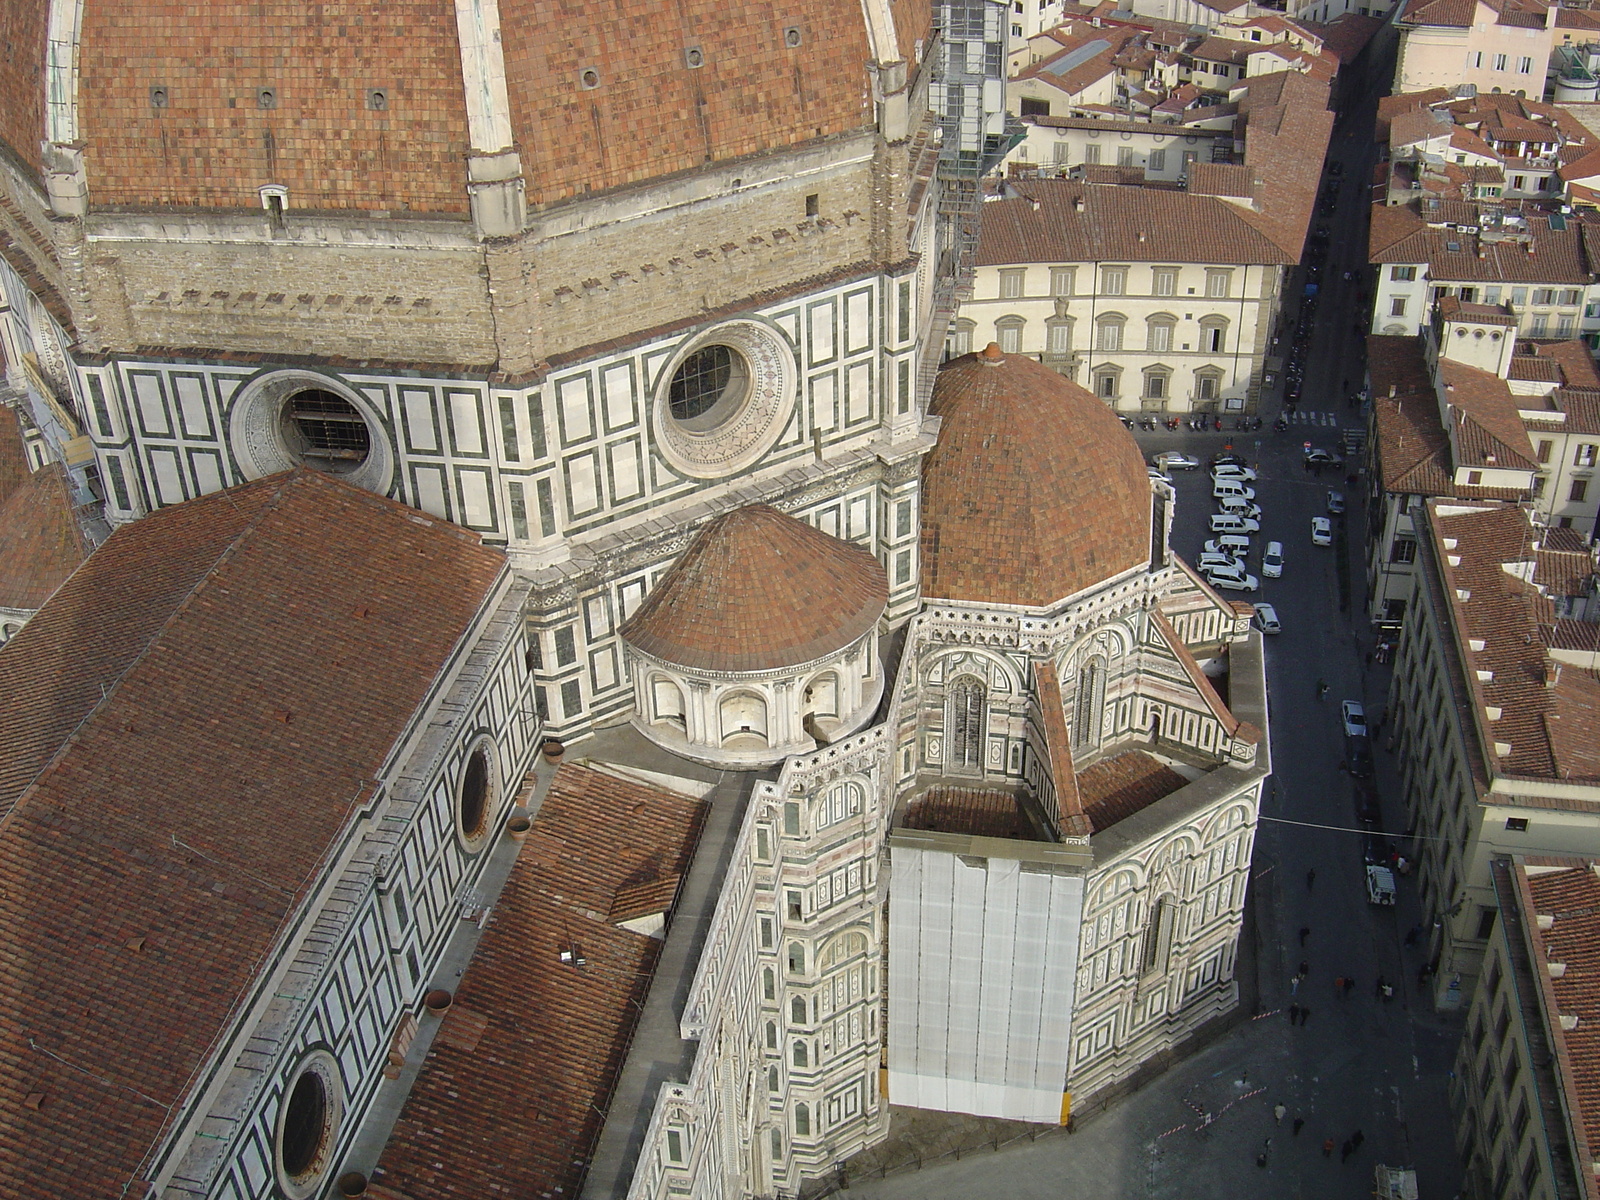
{"left": 1299, "top": 959, "right": 1310, "bottom": 978}
{"left": 1341, "top": 1139, "right": 1354, "bottom": 1162}
{"left": 1405, "top": 925, "right": 1421, "bottom": 947}
{"left": 1300, "top": 1006, "right": 1311, "bottom": 1025}
{"left": 1375, "top": 975, "right": 1386, "bottom": 999}
{"left": 1291, "top": 974, "right": 1301, "bottom": 995}
{"left": 1299, "top": 924, "right": 1311, "bottom": 945}
{"left": 1256, "top": 1152, "right": 1267, "bottom": 1168}
{"left": 1274, "top": 1103, "right": 1286, "bottom": 1124}
{"left": 1343, "top": 976, "right": 1355, "bottom": 995}
{"left": 1334, "top": 975, "right": 1345, "bottom": 992}
{"left": 1293, "top": 1117, "right": 1305, "bottom": 1136}
{"left": 1382, "top": 982, "right": 1395, "bottom": 1001}
{"left": 1323, "top": 1137, "right": 1335, "bottom": 1157}
{"left": 1289, "top": 1002, "right": 1302, "bottom": 1023}
{"left": 1351, "top": 1129, "right": 1364, "bottom": 1150}
{"left": 1306, "top": 869, "right": 1316, "bottom": 890}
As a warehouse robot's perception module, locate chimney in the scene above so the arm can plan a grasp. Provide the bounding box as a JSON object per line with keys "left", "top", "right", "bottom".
{"left": 1074, "top": 195, "right": 1085, "bottom": 212}
{"left": 1389, "top": 384, "right": 1397, "bottom": 398}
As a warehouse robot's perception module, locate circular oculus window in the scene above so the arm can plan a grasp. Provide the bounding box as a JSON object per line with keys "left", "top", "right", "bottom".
{"left": 653, "top": 321, "right": 796, "bottom": 480}
{"left": 274, "top": 1051, "right": 343, "bottom": 1199}
{"left": 228, "top": 370, "right": 394, "bottom": 494}
{"left": 455, "top": 741, "right": 498, "bottom": 852}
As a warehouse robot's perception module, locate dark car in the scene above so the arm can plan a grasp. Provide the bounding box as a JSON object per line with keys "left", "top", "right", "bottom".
{"left": 1346, "top": 736, "right": 1373, "bottom": 779}
{"left": 1353, "top": 780, "right": 1381, "bottom": 825}
{"left": 1304, "top": 448, "right": 1344, "bottom": 469}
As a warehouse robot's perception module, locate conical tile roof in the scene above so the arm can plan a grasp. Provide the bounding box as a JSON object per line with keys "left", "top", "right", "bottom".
{"left": 620, "top": 505, "right": 888, "bottom": 673}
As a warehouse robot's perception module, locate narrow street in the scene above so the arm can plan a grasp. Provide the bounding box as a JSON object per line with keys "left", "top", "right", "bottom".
{"left": 848, "top": 20, "right": 1467, "bottom": 1200}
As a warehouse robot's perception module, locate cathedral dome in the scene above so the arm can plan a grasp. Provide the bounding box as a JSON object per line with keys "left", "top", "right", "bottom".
{"left": 921, "top": 345, "right": 1151, "bottom": 607}
{"left": 620, "top": 505, "right": 888, "bottom": 673}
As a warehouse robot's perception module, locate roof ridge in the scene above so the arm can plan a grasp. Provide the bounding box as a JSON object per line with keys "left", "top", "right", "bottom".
{"left": 0, "top": 473, "right": 292, "bottom": 832}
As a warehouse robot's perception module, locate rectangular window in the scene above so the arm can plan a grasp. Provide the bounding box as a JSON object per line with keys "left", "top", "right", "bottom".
{"left": 1148, "top": 322, "right": 1171, "bottom": 352}
{"left": 1205, "top": 270, "right": 1231, "bottom": 298}
{"left": 1468, "top": 51, "right": 1483, "bottom": 68}
{"left": 106, "top": 457, "right": 131, "bottom": 510}
{"left": 1048, "top": 322, "right": 1073, "bottom": 353}
{"left": 527, "top": 394, "right": 548, "bottom": 459}
{"left": 1153, "top": 268, "right": 1177, "bottom": 297}
{"left": 1533, "top": 474, "right": 1547, "bottom": 498}
{"left": 1560, "top": 315, "right": 1575, "bottom": 337}
{"left": 1102, "top": 267, "right": 1126, "bottom": 296}
{"left": 1097, "top": 373, "right": 1117, "bottom": 398}
{"left": 1519, "top": 55, "right": 1533, "bottom": 73}
{"left": 1493, "top": 53, "right": 1507, "bottom": 71}
{"left": 1145, "top": 374, "right": 1166, "bottom": 399}
{"left": 1204, "top": 325, "right": 1224, "bottom": 353}
{"left": 998, "top": 269, "right": 1025, "bottom": 299}
{"left": 998, "top": 323, "right": 1022, "bottom": 354}
{"left": 897, "top": 280, "right": 911, "bottom": 342}
{"left": 1392, "top": 265, "right": 1417, "bottom": 281}
{"left": 896, "top": 500, "right": 913, "bottom": 538}
{"left": 1477, "top": 907, "right": 1497, "bottom": 939}
{"left": 1097, "top": 322, "right": 1121, "bottom": 351}
{"left": 1051, "top": 267, "right": 1076, "bottom": 296}
{"left": 1389, "top": 537, "right": 1417, "bottom": 564}
{"left": 1053, "top": 141, "right": 1072, "bottom": 165}
{"left": 1571, "top": 479, "right": 1588, "bottom": 503}
{"left": 1467, "top": 470, "right": 1483, "bottom": 485}
{"left": 1578, "top": 444, "right": 1598, "bottom": 467}
{"left": 1084, "top": 143, "right": 1102, "bottom": 165}
{"left": 1561, "top": 289, "right": 1583, "bottom": 306}
{"left": 1486, "top": 286, "right": 1502, "bottom": 305}
{"left": 897, "top": 358, "right": 911, "bottom": 414}
{"left": 1196, "top": 374, "right": 1218, "bottom": 401}
{"left": 1149, "top": 148, "right": 1166, "bottom": 171}
{"left": 1539, "top": 439, "right": 1553, "bottom": 463}
{"left": 1117, "top": 146, "right": 1136, "bottom": 167}
{"left": 1391, "top": 297, "right": 1408, "bottom": 317}
{"left": 1512, "top": 287, "right": 1528, "bottom": 307}
{"left": 1533, "top": 288, "right": 1556, "bottom": 306}
{"left": 1531, "top": 314, "right": 1548, "bottom": 337}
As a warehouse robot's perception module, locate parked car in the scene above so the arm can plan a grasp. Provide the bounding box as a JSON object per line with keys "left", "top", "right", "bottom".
{"left": 1201, "top": 563, "right": 1260, "bottom": 592}
{"left": 1304, "top": 448, "right": 1344, "bottom": 469}
{"left": 1262, "top": 540, "right": 1284, "bottom": 578}
{"left": 1213, "top": 481, "right": 1257, "bottom": 501}
{"left": 1211, "top": 464, "right": 1258, "bottom": 483}
{"left": 1205, "top": 535, "right": 1252, "bottom": 558}
{"left": 1217, "top": 497, "right": 1263, "bottom": 520}
{"left": 1311, "top": 516, "right": 1332, "bottom": 545}
{"left": 1252, "top": 602, "right": 1281, "bottom": 634}
{"left": 1366, "top": 863, "right": 1397, "bottom": 906}
{"left": 1148, "top": 466, "right": 1172, "bottom": 484}
{"left": 1346, "top": 736, "right": 1373, "bottom": 778}
{"left": 1155, "top": 452, "right": 1201, "bottom": 470}
{"left": 1342, "top": 699, "right": 1367, "bottom": 737}
{"left": 1327, "top": 490, "right": 1346, "bottom": 515}
{"left": 1198, "top": 552, "right": 1244, "bottom": 573}
{"left": 1212, "top": 513, "right": 1261, "bottom": 534}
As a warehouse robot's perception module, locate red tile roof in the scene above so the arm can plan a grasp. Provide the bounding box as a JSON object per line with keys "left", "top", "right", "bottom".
{"left": 371, "top": 765, "right": 705, "bottom": 1199}
{"left": 0, "top": 407, "right": 89, "bottom": 612}
{"left": 619, "top": 504, "right": 888, "bottom": 673}
{"left": 922, "top": 347, "right": 1150, "bottom": 607}
{"left": 1370, "top": 202, "right": 1597, "bottom": 284}
{"left": 1520, "top": 862, "right": 1600, "bottom": 1171}
{"left": 902, "top": 786, "right": 1044, "bottom": 840}
{"left": 1076, "top": 749, "right": 1188, "bottom": 833}
{"left": 1438, "top": 357, "right": 1539, "bottom": 470}
{"left": 1429, "top": 501, "right": 1600, "bottom": 781}
{"left": 0, "top": 468, "right": 505, "bottom": 1199}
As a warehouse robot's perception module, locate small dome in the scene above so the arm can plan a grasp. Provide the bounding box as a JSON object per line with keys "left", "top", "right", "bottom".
{"left": 620, "top": 505, "right": 888, "bottom": 672}
{"left": 921, "top": 346, "right": 1151, "bottom": 607}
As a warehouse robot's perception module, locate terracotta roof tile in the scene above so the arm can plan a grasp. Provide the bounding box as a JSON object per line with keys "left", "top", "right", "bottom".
{"left": 922, "top": 347, "right": 1150, "bottom": 607}
{"left": 0, "top": 5, "right": 45, "bottom": 176}
{"left": 1076, "top": 749, "right": 1187, "bottom": 833}
{"left": 1439, "top": 357, "right": 1539, "bottom": 470}
{"left": 372, "top": 765, "right": 705, "bottom": 1199}
{"left": 0, "top": 468, "right": 505, "bottom": 1199}
{"left": 1522, "top": 863, "right": 1600, "bottom": 1164}
{"left": 620, "top": 504, "right": 888, "bottom": 673}
{"left": 1369, "top": 202, "right": 1597, "bottom": 284}
{"left": 902, "top": 786, "right": 1043, "bottom": 840}
{"left": 0, "top": 408, "right": 89, "bottom": 612}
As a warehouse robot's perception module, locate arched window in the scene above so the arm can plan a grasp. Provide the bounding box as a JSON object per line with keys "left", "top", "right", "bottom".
{"left": 770, "top": 1127, "right": 782, "bottom": 1160}
{"left": 787, "top": 942, "right": 806, "bottom": 973}
{"left": 948, "top": 319, "right": 975, "bottom": 358}
{"left": 1199, "top": 317, "right": 1228, "bottom": 354}
{"left": 793, "top": 1041, "right": 809, "bottom": 1068}
{"left": 766, "top": 1021, "right": 778, "bottom": 1049}
{"left": 768, "top": 1065, "right": 780, "bottom": 1093}
{"left": 947, "top": 674, "right": 987, "bottom": 771}
{"left": 1073, "top": 655, "right": 1107, "bottom": 748}
{"left": 719, "top": 691, "right": 768, "bottom": 745}
{"left": 763, "top": 967, "right": 775, "bottom": 1000}
{"left": 652, "top": 677, "right": 685, "bottom": 728}
{"left": 795, "top": 1101, "right": 811, "bottom": 1134}
{"left": 1146, "top": 315, "right": 1176, "bottom": 353}
{"left": 1141, "top": 896, "right": 1176, "bottom": 976}
{"left": 791, "top": 995, "right": 807, "bottom": 1025}
{"left": 1045, "top": 317, "right": 1075, "bottom": 357}
{"left": 1095, "top": 314, "right": 1125, "bottom": 352}
{"left": 995, "top": 316, "right": 1025, "bottom": 354}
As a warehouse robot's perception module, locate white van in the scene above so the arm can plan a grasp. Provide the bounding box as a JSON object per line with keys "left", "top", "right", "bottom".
{"left": 1210, "top": 513, "right": 1261, "bottom": 534}
{"left": 1212, "top": 480, "right": 1256, "bottom": 502}
{"left": 1217, "top": 495, "right": 1263, "bottom": 520}
{"left": 1200, "top": 562, "right": 1259, "bottom": 592}
{"left": 1205, "top": 535, "right": 1252, "bottom": 558}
